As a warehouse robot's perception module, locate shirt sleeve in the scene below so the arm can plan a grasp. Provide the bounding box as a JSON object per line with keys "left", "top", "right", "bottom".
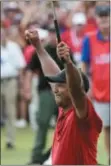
{"left": 81, "top": 36, "right": 90, "bottom": 64}
{"left": 87, "top": 99, "right": 102, "bottom": 133}
{"left": 76, "top": 97, "right": 102, "bottom": 134}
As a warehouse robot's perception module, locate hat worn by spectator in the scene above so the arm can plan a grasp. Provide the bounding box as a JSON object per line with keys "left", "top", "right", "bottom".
{"left": 95, "top": 5, "right": 110, "bottom": 16}
{"left": 72, "top": 12, "right": 87, "bottom": 25}
{"left": 4, "top": 2, "right": 19, "bottom": 11}
{"left": 37, "top": 28, "right": 49, "bottom": 40}
{"left": 46, "top": 68, "right": 89, "bottom": 93}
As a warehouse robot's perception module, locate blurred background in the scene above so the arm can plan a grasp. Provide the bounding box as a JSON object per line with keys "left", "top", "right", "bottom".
{"left": 1, "top": 0, "right": 110, "bottom": 165}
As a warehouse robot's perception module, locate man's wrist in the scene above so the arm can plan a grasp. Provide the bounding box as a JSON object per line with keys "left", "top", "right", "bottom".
{"left": 35, "top": 43, "right": 44, "bottom": 55}
{"left": 66, "top": 57, "right": 72, "bottom": 64}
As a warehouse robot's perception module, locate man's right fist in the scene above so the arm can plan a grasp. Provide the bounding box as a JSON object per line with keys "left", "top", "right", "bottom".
{"left": 25, "top": 29, "right": 41, "bottom": 47}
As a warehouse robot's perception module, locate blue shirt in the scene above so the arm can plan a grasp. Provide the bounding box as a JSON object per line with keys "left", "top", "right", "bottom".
{"left": 81, "top": 31, "right": 109, "bottom": 64}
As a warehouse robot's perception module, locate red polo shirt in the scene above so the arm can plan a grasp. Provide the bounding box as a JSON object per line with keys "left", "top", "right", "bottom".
{"left": 23, "top": 45, "right": 35, "bottom": 64}
{"left": 52, "top": 97, "right": 102, "bottom": 165}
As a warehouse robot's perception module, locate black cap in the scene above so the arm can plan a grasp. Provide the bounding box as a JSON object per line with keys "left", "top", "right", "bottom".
{"left": 46, "top": 69, "right": 89, "bottom": 93}
{"left": 95, "top": 5, "right": 110, "bottom": 16}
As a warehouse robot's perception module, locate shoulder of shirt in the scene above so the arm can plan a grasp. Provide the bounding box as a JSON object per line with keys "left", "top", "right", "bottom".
{"left": 87, "top": 96, "right": 102, "bottom": 122}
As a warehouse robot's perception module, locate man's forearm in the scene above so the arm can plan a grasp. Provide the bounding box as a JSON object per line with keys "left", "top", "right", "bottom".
{"left": 65, "top": 60, "right": 87, "bottom": 118}
{"left": 36, "top": 44, "right": 61, "bottom": 76}
{"left": 65, "top": 60, "right": 82, "bottom": 95}
{"left": 25, "top": 29, "right": 60, "bottom": 76}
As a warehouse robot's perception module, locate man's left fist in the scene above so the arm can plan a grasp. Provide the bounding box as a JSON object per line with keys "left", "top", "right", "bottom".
{"left": 57, "top": 42, "right": 71, "bottom": 63}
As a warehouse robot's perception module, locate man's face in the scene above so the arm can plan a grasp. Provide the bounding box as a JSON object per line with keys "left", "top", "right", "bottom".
{"left": 53, "top": 83, "right": 71, "bottom": 107}
{"left": 96, "top": 15, "right": 110, "bottom": 33}
{"left": 6, "top": 10, "right": 17, "bottom": 20}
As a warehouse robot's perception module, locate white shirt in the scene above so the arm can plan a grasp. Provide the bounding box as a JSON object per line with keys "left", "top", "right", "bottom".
{"left": 1, "top": 40, "right": 26, "bottom": 79}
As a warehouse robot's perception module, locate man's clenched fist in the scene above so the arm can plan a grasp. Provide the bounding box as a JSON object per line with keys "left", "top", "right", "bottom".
{"left": 25, "top": 29, "right": 41, "bottom": 47}
{"left": 57, "top": 42, "right": 71, "bottom": 63}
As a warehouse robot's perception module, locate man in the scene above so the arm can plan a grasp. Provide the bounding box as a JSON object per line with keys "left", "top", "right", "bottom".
{"left": 81, "top": 5, "right": 110, "bottom": 164}
{"left": 1, "top": 27, "right": 26, "bottom": 148}
{"left": 25, "top": 28, "right": 102, "bottom": 164}
{"left": 24, "top": 25, "right": 75, "bottom": 164}
{"left": 26, "top": 25, "right": 76, "bottom": 165}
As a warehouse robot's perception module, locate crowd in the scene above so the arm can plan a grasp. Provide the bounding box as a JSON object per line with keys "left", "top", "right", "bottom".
{"left": 1, "top": 0, "right": 110, "bottom": 165}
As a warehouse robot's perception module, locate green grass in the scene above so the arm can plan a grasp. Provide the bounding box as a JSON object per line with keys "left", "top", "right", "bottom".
{"left": 1, "top": 127, "right": 108, "bottom": 165}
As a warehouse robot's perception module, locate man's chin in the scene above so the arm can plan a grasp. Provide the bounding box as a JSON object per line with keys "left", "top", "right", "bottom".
{"left": 55, "top": 98, "right": 62, "bottom": 106}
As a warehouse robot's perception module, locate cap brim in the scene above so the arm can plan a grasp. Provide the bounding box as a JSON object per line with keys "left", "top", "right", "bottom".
{"left": 46, "top": 70, "right": 66, "bottom": 83}
{"left": 45, "top": 69, "right": 90, "bottom": 93}
{"left": 46, "top": 75, "right": 66, "bottom": 83}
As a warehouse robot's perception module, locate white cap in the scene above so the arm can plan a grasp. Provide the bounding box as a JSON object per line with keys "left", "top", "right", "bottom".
{"left": 37, "top": 28, "right": 49, "bottom": 40}
{"left": 7, "top": 2, "right": 18, "bottom": 9}
{"left": 72, "top": 12, "right": 87, "bottom": 25}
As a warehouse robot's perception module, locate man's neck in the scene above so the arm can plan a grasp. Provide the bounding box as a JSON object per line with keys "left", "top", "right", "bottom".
{"left": 62, "top": 104, "right": 73, "bottom": 112}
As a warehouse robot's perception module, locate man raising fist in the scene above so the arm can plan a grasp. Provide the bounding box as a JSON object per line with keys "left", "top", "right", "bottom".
{"left": 25, "top": 29, "right": 102, "bottom": 165}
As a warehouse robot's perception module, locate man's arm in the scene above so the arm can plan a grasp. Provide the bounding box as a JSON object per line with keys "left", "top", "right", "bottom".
{"left": 65, "top": 61, "right": 87, "bottom": 118}
{"left": 57, "top": 42, "right": 87, "bottom": 119}
{"left": 36, "top": 46, "right": 61, "bottom": 76}
{"left": 25, "top": 29, "right": 61, "bottom": 76}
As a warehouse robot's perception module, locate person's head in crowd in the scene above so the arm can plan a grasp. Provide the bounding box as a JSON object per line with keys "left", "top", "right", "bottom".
{"left": 84, "top": 1, "right": 96, "bottom": 10}
{"left": 4, "top": 2, "right": 20, "bottom": 20}
{"left": 83, "top": 1, "right": 96, "bottom": 18}
{"left": 72, "top": 12, "right": 87, "bottom": 35}
{"left": 4, "top": 2, "right": 23, "bottom": 26}
{"left": 95, "top": 5, "right": 110, "bottom": 35}
{"left": 56, "top": 8, "right": 69, "bottom": 32}
{"left": 47, "top": 25, "right": 57, "bottom": 46}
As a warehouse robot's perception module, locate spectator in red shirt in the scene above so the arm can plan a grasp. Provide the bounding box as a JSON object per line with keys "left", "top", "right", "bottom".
{"left": 81, "top": 5, "right": 110, "bottom": 164}
{"left": 25, "top": 29, "right": 102, "bottom": 165}
{"left": 62, "top": 12, "right": 87, "bottom": 67}
{"left": 72, "top": 1, "right": 97, "bottom": 34}
{"left": 83, "top": 1, "right": 97, "bottom": 34}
